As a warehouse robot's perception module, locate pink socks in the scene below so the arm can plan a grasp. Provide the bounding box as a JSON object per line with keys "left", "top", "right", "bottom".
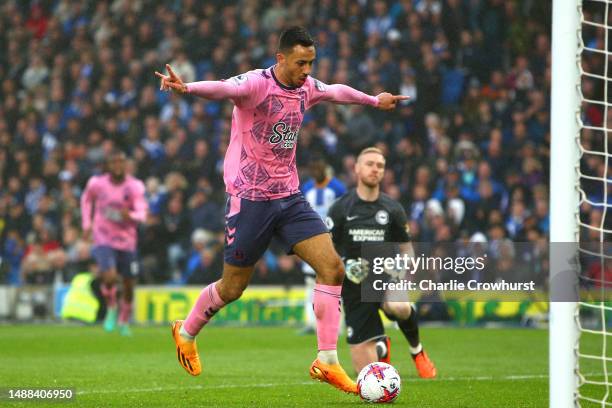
{"left": 118, "top": 298, "right": 132, "bottom": 324}
{"left": 181, "top": 281, "right": 341, "bottom": 351}
{"left": 313, "top": 284, "right": 342, "bottom": 351}
{"left": 184, "top": 282, "right": 226, "bottom": 337}
{"left": 101, "top": 284, "right": 117, "bottom": 308}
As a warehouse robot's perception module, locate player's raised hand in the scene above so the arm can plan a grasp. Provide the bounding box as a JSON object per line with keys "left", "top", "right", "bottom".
{"left": 376, "top": 93, "right": 409, "bottom": 110}
{"left": 155, "top": 64, "right": 187, "bottom": 94}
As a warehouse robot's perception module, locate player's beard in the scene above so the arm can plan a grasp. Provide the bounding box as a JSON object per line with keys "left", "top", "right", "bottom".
{"left": 359, "top": 175, "right": 381, "bottom": 189}
{"left": 110, "top": 172, "right": 126, "bottom": 184}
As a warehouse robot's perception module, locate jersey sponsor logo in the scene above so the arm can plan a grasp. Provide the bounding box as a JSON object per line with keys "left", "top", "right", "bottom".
{"left": 346, "top": 215, "right": 359, "bottom": 221}
{"left": 349, "top": 228, "right": 385, "bottom": 242}
{"left": 269, "top": 121, "right": 298, "bottom": 148}
{"left": 103, "top": 203, "right": 124, "bottom": 223}
{"left": 375, "top": 210, "right": 389, "bottom": 225}
{"left": 325, "top": 216, "right": 334, "bottom": 230}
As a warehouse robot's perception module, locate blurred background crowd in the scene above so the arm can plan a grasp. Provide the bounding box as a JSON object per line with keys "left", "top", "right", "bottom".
{"left": 0, "top": 0, "right": 555, "bottom": 287}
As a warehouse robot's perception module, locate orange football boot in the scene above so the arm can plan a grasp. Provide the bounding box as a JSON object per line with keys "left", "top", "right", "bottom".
{"left": 310, "top": 358, "right": 358, "bottom": 395}
{"left": 413, "top": 350, "right": 437, "bottom": 378}
{"left": 171, "top": 320, "right": 202, "bottom": 376}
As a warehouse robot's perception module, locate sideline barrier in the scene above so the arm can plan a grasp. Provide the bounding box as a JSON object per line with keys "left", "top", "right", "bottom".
{"left": 133, "top": 285, "right": 550, "bottom": 326}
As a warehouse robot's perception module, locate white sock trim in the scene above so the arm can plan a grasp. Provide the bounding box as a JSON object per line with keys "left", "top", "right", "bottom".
{"left": 410, "top": 343, "right": 423, "bottom": 355}
{"left": 318, "top": 349, "right": 339, "bottom": 364}
{"left": 179, "top": 324, "right": 195, "bottom": 340}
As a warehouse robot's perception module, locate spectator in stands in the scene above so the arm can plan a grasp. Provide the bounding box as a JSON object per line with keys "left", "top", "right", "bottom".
{"left": 21, "top": 225, "right": 66, "bottom": 284}
{"left": 0, "top": 0, "right": 552, "bottom": 285}
{"left": 178, "top": 228, "right": 222, "bottom": 285}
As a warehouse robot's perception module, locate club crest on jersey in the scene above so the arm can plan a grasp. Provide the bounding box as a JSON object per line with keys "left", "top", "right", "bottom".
{"left": 123, "top": 187, "right": 131, "bottom": 201}
{"left": 269, "top": 121, "right": 298, "bottom": 148}
{"left": 375, "top": 210, "right": 389, "bottom": 225}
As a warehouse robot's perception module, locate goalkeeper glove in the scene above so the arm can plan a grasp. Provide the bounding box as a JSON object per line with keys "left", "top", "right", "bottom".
{"left": 345, "top": 258, "right": 369, "bottom": 284}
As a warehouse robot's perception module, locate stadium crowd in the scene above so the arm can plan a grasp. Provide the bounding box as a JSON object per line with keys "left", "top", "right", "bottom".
{"left": 0, "top": 0, "right": 555, "bottom": 287}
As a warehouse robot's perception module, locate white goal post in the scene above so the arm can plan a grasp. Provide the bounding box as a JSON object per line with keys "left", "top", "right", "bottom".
{"left": 550, "top": 0, "right": 580, "bottom": 407}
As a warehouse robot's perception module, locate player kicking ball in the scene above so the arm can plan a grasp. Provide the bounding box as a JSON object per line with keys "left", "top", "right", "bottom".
{"left": 81, "top": 151, "right": 148, "bottom": 336}
{"left": 155, "top": 26, "right": 407, "bottom": 394}
{"left": 327, "top": 147, "right": 437, "bottom": 378}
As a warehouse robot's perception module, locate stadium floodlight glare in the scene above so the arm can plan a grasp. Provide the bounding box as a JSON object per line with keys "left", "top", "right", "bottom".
{"left": 550, "top": 0, "right": 580, "bottom": 407}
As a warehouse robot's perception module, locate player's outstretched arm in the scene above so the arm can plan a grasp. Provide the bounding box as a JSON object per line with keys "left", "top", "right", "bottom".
{"left": 155, "top": 64, "right": 250, "bottom": 102}
{"left": 314, "top": 82, "right": 409, "bottom": 111}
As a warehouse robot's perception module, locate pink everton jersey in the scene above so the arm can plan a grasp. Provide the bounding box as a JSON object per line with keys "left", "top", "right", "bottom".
{"left": 80, "top": 174, "right": 148, "bottom": 252}
{"left": 186, "top": 67, "right": 378, "bottom": 200}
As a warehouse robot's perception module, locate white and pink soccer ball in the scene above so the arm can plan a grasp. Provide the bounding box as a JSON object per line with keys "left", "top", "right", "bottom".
{"left": 357, "top": 362, "right": 401, "bottom": 403}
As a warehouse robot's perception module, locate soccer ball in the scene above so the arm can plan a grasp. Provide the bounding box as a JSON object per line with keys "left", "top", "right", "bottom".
{"left": 357, "top": 362, "right": 401, "bottom": 403}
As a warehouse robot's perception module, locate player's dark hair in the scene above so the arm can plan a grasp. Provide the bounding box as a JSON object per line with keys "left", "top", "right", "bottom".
{"left": 278, "top": 26, "right": 314, "bottom": 53}
{"left": 108, "top": 150, "right": 127, "bottom": 161}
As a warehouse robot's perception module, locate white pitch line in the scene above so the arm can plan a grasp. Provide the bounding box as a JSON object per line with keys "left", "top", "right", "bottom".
{"left": 77, "top": 382, "right": 314, "bottom": 395}
{"left": 76, "top": 373, "right": 552, "bottom": 396}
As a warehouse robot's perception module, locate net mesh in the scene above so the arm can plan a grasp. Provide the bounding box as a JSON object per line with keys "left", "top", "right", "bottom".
{"left": 578, "top": 1, "right": 612, "bottom": 406}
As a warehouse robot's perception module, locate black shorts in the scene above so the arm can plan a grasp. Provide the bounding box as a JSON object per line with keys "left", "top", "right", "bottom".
{"left": 343, "top": 295, "right": 389, "bottom": 345}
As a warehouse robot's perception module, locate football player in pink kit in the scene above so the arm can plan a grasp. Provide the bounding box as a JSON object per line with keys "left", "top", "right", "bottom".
{"left": 81, "top": 151, "right": 148, "bottom": 336}
{"left": 155, "top": 26, "right": 407, "bottom": 394}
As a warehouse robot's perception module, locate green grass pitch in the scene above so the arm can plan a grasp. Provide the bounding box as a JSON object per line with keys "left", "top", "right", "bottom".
{"left": 0, "top": 325, "right": 549, "bottom": 407}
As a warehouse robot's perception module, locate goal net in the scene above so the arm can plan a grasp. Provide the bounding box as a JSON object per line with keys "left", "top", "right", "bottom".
{"left": 577, "top": 0, "right": 612, "bottom": 406}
